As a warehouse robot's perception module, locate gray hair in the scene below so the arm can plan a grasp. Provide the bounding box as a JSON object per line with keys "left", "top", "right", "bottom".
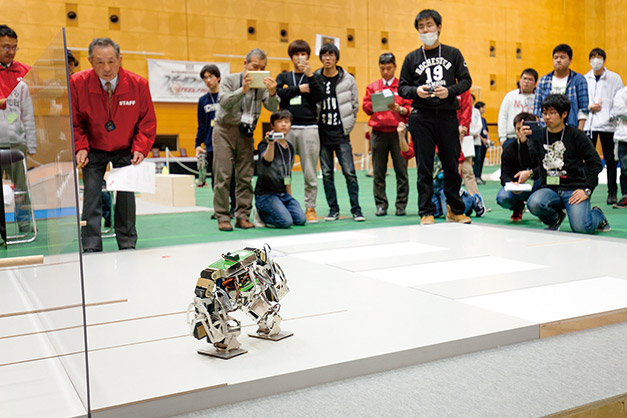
{"left": 88, "top": 38, "right": 120, "bottom": 59}
{"left": 245, "top": 48, "right": 267, "bottom": 63}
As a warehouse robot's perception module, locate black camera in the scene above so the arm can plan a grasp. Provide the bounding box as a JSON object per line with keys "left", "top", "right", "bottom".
{"left": 239, "top": 122, "right": 255, "bottom": 138}
{"left": 426, "top": 86, "right": 435, "bottom": 95}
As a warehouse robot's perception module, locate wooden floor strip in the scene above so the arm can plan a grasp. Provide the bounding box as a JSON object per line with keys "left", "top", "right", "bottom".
{"left": 540, "top": 308, "right": 627, "bottom": 338}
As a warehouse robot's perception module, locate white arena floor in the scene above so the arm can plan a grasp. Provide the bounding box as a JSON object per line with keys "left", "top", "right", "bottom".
{"left": 1, "top": 223, "right": 626, "bottom": 417}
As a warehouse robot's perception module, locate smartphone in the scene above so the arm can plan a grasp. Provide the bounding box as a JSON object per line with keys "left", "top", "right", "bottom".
{"left": 523, "top": 120, "right": 542, "bottom": 140}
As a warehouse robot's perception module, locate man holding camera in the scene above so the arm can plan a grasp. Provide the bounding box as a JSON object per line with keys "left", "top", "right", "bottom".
{"left": 213, "top": 48, "right": 278, "bottom": 231}
{"left": 254, "top": 109, "right": 306, "bottom": 228}
{"left": 276, "top": 40, "right": 324, "bottom": 223}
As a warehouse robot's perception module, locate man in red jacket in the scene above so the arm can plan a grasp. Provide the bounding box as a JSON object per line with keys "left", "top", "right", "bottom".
{"left": 0, "top": 25, "right": 30, "bottom": 109}
{"left": 72, "top": 38, "right": 156, "bottom": 252}
{"left": 363, "top": 53, "right": 412, "bottom": 216}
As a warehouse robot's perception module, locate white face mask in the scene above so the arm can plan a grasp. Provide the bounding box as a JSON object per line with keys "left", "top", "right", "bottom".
{"left": 420, "top": 31, "right": 439, "bottom": 47}
{"left": 590, "top": 58, "right": 604, "bottom": 71}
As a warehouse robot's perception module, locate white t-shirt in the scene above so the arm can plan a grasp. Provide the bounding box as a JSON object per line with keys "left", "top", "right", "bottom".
{"left": 551, "top": 75, "right": 568, "bottom": 95}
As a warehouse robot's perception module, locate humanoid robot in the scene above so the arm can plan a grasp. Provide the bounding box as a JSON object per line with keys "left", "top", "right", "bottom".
{"left": 187, "top": 244, "right": 292, "bottom": 359}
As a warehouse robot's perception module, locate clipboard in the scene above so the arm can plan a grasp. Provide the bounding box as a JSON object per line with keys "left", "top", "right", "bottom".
{"left": 371, "top": 89, "right": 395, "bottom": 112}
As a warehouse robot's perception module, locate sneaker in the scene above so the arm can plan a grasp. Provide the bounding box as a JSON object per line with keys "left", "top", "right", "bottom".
{"left": 376, "top": 207, "right": 387, "bottom": 216}
{"left": 473, "top": 194, "right": 486, "bottom": 217}
{"left": 476, "top": 178, "right": 486, "bottom": 185}
{"left": 353, "top": 210, "right": 366, "bottom": 222}
{"left": 395, "top": 207, "right": 406, "bottom": 216}
{"left": 613, "top": 196, "right": 627, "bottom": 209}
{"left": 252, "top": 207, "right": 266, "bottom": 228}
{"left": 325, "top": 210, "right": 340, "bottom": 221}
{"left": 305, "top": 208, "right": 318, "bottom": 223}
{"left": 607, "top": 194, "right": 618, "bottom": 205}
{"left": 420, "top": 215, "right": 435, "bottom": 225}
{"left": 593, "top": 206, "right": 611, "bottom": 232}
{"left": 545, "top": 210, "right": 566, "bottom": 231}
{"left": 510, "top": 207, "right": 524, "bottom": 222}
{"left": 446, "top": 205, "right": 471, "bottom": 223}
{"left": 103, "top": 215, "right": 112, "bottom": 228}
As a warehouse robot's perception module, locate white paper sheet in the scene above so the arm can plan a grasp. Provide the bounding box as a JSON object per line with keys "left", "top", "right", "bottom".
{"left": 504, "top": 182, "right": 532, "bottom": 192}
{"left": 461, "top": 136, "right": 475, "bottom": 157}
{"left": 106, "top": 162, "right": 156, "bottom": 194}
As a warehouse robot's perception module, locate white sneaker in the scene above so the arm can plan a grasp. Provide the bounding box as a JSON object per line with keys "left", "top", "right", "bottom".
{"left": 252, "top": 207, "right": 266, "bottom": 227}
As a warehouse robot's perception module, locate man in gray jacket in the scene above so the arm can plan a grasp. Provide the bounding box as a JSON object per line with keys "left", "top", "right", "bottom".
{"left": 315, "top": 43, "right": 364, "bottom": 222}
{"left": 213, "top": 48, "right": 279, "bottom": 231}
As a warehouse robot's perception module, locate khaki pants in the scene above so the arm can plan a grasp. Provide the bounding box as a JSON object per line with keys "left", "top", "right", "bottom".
{"left": 286, "top": 125, "right": 320, "bottom": 209}
{"left": 460, "top": 157, "right": 479, "bottom": 196}
{"left": 212, "top": 123, "right": 254, "bottom": 222}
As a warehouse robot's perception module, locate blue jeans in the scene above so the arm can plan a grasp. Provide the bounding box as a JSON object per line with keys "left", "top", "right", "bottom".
{"left": 527, "top": 188, "right": 605, "bottom": 233}
{"left": 496, "top": 187, "right": 532, "bottom": 211}
{"left": 618, "top": 142, "right": 627, "bottom": 197}
{"left": 433, "top": 179, "right": 475, "bottom": 217}
{"left": 255, "top": 192, "right": 306, "bottom": 228}
{"left": 319, "top": 142, "right": 361, "bottom": 214}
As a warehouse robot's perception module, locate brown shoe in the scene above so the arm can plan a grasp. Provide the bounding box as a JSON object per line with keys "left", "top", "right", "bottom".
{"left": 420, "top": 215, "right": 435, "bottom": 225}
{"left": 305, "top": 207, "right": 318, "bottom": 223}
{"left": 235, "top": 218, "right": 255, "bottom": 229}
{"left": 218, "top": 221, "right": 233, "bottom": 231}
{"left": 446, "top": 205, "right": 471, "bottom": 224}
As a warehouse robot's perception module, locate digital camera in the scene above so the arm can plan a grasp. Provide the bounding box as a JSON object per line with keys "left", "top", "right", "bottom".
{"left": 239, "top": 122, "right": 255, "bottom": 138}
{"left": 268, "top": 132, "right": 284, "bottom": 142}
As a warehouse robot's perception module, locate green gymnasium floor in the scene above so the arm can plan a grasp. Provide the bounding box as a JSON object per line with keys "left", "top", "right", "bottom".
{"left": 3, "top": 166, "right": 627, "bottom": 258}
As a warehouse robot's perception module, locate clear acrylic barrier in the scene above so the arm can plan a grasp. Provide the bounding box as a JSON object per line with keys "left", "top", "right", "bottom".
{"left": 0, "top": 29, "right": 90, "bottom": 416}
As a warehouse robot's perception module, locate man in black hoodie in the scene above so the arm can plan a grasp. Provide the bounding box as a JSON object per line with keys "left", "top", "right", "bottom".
{"left": 518, "top": 94, "right": 610, "bottom": 233}
{"left": 399, "top": 9, "right": 472, "bottom": 225}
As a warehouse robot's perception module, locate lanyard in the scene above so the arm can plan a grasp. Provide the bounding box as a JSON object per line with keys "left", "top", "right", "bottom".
{"left": 421, "top": 44, "right": 441, "bottom": 62}
{"left": 208, "top": 91, "right": 217, "bottom": 105}
{"left": 545, "top": 126, "right": 566, "bottom": 147}
{"left": 292, "top": 71, "right": 306, "bottom": 87}
{"left": 275, "top": 143, "right": 291, "bottom": 178}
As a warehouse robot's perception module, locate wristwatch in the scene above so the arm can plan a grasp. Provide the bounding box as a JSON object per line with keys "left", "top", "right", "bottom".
{"left": 584, "top": 188, "right": 592, "bottom": 197}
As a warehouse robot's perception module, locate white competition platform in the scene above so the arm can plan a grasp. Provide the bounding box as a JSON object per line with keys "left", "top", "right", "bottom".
{"left": 2, "top": 223, "right": 627, "bottom": 417}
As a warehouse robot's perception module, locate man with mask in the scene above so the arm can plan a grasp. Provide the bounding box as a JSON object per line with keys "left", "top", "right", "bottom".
{"left": 399, "top": 9, "right": 473, "bottom": 225}
{"left": 213, "top": 48, "right": 278, "bottom": 231}
{"left": 583, "top": 48, "right": 624, "bottom": 205}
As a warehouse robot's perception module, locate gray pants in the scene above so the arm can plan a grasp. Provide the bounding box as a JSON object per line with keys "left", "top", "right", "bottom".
{"left": 286, "top": 125, "right": 320, "bottom": 209}
{"left": 212, "top": 123, "right": 254, "bottom": 222}
{"left": 371, "top": 130, "right": 408, "bottom": 211}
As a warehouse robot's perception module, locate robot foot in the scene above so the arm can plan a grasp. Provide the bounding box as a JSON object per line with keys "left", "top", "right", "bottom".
{"left": 248, "top": 330, "right": 294, "bottom": 341}
{"left": 197, "top": 347, "right": 248, "bottom": 359}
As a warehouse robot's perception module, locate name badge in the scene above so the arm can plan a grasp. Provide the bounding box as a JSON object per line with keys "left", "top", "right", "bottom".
{"left": 284, "top": 177, "right": 292, "bottom": 185}
{"left": 290, "top": 95, "right": 302, "bottom": 106}
{"left": 211, "top": 119, "right": 215, "bottom": 127}
{"left": 547, "top": 176, "right": 560, "bottom": 185}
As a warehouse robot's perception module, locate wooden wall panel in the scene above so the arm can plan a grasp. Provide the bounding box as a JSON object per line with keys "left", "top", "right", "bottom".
{"left": 8, "top": 0, "right": 618, "bottom": 154}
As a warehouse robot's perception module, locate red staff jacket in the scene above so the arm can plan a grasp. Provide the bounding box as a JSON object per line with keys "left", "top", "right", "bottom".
{"left": 363, "top": 78, "right": 412, "bottom": 133}
{"left": 71, "top": 67, "right": 156, "bottom": 156}
{"left": 0, "top": 60, "right": 30, "bottom": 109}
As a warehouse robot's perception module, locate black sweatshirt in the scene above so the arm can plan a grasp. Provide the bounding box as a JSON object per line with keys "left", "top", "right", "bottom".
{"left": 500, "top": 140, "right": 525, "bottom": 186}
{"left": 519, "top": 125, "right": 602, "bottom": 191}
{"left": 398, "top": 44, "right": 472, "bottom": 110}
{"left": 255, "top": 139, "right": 295, "bottom": 195}
{"left": 275, "top": 71, "right": 325, "bottom": 125}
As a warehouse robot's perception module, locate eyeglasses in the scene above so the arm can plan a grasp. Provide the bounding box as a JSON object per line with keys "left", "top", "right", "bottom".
{"left": 541, "top": 110, "right": 559, "bottom": 118}
{"left": 2, "top": 46, "right": 19, "bottom": 53}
